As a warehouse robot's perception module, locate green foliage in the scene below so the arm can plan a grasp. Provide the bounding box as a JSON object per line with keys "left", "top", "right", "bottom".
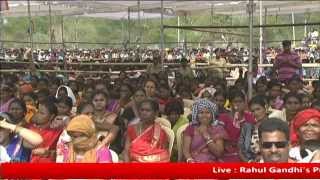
{"left": 2, "top": 11, "right": 320, "bottom": 48}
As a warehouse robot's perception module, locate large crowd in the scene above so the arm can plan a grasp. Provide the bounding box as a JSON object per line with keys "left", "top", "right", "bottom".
{"left": 0, "top": 40, "right": 319, "bottom": 164}
{"left": 2, "top": 43, "right": 320, "bottom": 64}
{"left": 2, "top": 43, "right": 320, "bottom": 80}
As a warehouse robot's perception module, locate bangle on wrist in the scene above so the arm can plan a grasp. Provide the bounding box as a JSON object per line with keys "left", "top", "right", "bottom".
{"left": 186, "top": 158, "right": 194, "bottom": 162}
{"left": 206, "top": 139, "right": 213, "bottom": 145}
{"left": 14, "top": 125, "right": 23, "bottom": 134}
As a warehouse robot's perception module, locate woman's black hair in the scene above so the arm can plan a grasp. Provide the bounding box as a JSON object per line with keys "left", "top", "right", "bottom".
{"left": 9, "top": 99, "right": 27, "bottom": 114}
{"left": 165, "top": 99, "right": 184, "bottom": 116}
{"left": 41, "top": 100, "right": 58, "bottom": 116}
{"left": 139, "top": 98, "right": 159, "bottom": 112}
{"left": 134, "top": 88, "right": 146, "bottom": 95}
{"left": 23, "top": 92, "right": 37, "bottom": 102}
{"left": 267, "top": 79, "right": 282, "bottom": 90}
{"left": 58, "top": 86, "right": 68, "bottom": 94}
{"left": 92, "top": 90, "right": 109, "bottom": 100}
{"left": 214, "top": 90, "right": 228, "bottom": 100}
{"left": 283, "top": 92, "right": 303, "bottom": 104}
{"left": 37, "top": 88, "right": 50, "bottom": 97}
{"left": 229, "top": 90, "right": 246, "bottom": 102}
{"left": 120, "top": 83, "right": 134, "bottom": 95}
{"left": 249, "top": 95, "right": 268, "bottom": 108}
{"left": 56, "top": 96, "right": 73, "bottom": 108}
{"left": 77, "top": 102, "right": 93, "bottom": 114}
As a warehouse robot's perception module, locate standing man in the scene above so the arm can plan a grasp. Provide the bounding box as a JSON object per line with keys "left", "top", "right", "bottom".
{"left": 258, "top": 118, "right": 290, "bottom": 163}
{"left": 273, "top": 40, "right": 302, "bottom": 83}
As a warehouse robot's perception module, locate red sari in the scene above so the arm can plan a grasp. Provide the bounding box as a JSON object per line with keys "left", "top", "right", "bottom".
{"left": 127, "top": 122, "right": 170, "bottom": 162}
{"left": 29, "top": 124, "right": 63, "bottom": 162}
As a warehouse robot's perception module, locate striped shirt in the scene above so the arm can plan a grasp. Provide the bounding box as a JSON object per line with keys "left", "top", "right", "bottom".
{"left": 274, "top": 51, "right": 302, "bottom": 82}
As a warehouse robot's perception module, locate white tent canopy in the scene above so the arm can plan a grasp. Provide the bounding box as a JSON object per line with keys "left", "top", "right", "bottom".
{"left": 2, "top": 1, "right": 320, "bottom": 19}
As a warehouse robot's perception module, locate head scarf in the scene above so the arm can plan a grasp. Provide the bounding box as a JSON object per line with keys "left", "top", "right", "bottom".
{"left": 66, "top": 115, "right": 97, "bottom": 163}
{"left": 290, "top": 108, "right": 320, "bottom": 146}
{"left": 55, "top": 85, "right": 77, "bottom": 106}
{"left": 191, "top": 99, "right": 218, "bottom": 126}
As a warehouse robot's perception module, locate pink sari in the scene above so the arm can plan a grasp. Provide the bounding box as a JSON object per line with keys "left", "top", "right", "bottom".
{"left": 218, "top": 111, "right": 255, "bottom": 162}
{"left": 128, "top": 123, "right": 169, "bottom": 162}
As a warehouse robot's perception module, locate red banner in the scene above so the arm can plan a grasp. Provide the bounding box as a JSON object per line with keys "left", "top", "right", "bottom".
{"left": 1, "top": 163, "right": 320, "bottom": 179}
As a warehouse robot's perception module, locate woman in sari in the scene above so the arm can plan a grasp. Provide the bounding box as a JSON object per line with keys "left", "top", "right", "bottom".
{"left": 218, "top": 90, "right": 255, "bottom": 162}
{"left": 57, "top": 115, "right": 113, "bottom": 163}
{"left": 29, "top": 101, "right": 63, "bottom": 162}
{"left": 118, "top": 83, "right": 134, "bottom": 115}
{"left": 123, "top": 98, "right": 170, "bottom": 162}
{"left": 239, "top": 95, "right": 269, "bottom": 162}
{"left": 0, "top": 112, "right": 43, "bottom": 162}
{"left": 22, "top": 93, "right": 38, "bottom": 124}
{"left": 121, "top": 88, "right": 146, "bottom": 126}
{"left": 56, "top": 85, "right": 77, "bottom": 114}
{"left": 56, "top": 85, "right": 77, "bottom": 107}
{"left": 91, "top": 91, "right": 119, "bottom": 147}
{"left": 289, "top": 108, "right": 320, "bottom": 162}
{"left": 50, "top": 96, "right": 73, "bottom": 129}
{"left": 182, "top": 99, "right": 227, "bottom": 162}
{"left": 7, "top": 99, "right": 27, "bottom": 126}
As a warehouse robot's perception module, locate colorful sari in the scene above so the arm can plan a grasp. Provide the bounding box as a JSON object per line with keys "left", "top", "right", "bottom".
{"left": 93, "top": 111, "right": 118, "bottom": 141}
{"left": 128, "top": 122, "right": 169, "bottom": 162}
{"left": 218, "top": 111, "right": 255, "bottom": 162}
{"left": 0, "top": 97, "right": 15, "bottom": 113}
{"left": 184, "top": 124, "right": 228, "bottom": 162}
{"left": 6, "top": 135, "right": 31, "bottom": 162}
{"left": 29, "top": 124, "right": 63, "bottom": 162}
{"left": 106, "top": 99, "right": 121, "bottom": 114}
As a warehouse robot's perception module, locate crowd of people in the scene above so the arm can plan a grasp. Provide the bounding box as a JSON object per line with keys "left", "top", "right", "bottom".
{"left": 2, "top": 43, "right": 320, "bottom": 80}
{"left": 0, "top": 40, "right": 319, "bottom": 164}
{"left": 2, "top": 43, "right": 320, "bottom": 64}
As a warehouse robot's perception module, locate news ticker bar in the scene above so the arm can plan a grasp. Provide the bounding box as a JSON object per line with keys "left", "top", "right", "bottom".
{"left": 1, "top": 163, "right": 319, "bottom": 179}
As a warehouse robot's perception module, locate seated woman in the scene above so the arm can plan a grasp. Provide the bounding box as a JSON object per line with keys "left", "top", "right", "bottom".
{"left": 117, "top": 83, "right": 134, "bottom": 115}
{"left": 239, "top": 95, "right": 270, "bottom": 162}
{"left": 57, "top": 115, "right": 113, "bottom": 163}
{"left": 182, "top": 99, "right": 228, "bottom": 162}
{"left": 50, "top": 96, "right": 73, "bottom": 129}
{"left": 289, "top": 108, "right": 320, "bottom": 162}
{"left": 91, "top": 91, "right": 119, "bottom": 147}
{"left": 123, "top": 98, "right": 170, "bottom": 162}
{"left": 0, "top": 112, "right": 43, "bottom": 162}
{"left": 164, "top": 99, "right": 189, "bottom": 161}
{"left": 121, "top": 88, "right": 146, "bottom": 126}
{"left": 165, "top": 99, "right": 189, "bottom": 136}
{"left": 55, "top": 85, "right": 77, "bottom": 114}
{"left": 22, "top": 93, "right": 38, "bottom": 124}
{"left": 29, "top": 101, "right": 63, "bottom": 162}
{"left": 218, "top": 90, "right": 255, "bottom": 162}
{"left": 213, "top": 90, "right": 230, "bottom": 115}
{"left": 7, "top": 99, "right": 28, "bottom": 126}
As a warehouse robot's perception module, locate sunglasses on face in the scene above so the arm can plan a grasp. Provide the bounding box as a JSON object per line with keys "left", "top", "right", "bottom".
{"left": 261, "top": 141, "right": 288, "bottom": 149}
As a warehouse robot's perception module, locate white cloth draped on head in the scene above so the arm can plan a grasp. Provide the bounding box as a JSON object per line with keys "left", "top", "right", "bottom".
{"left": 56, "top": 85, "right": 77, "bottom": 106}
{"left": 191, "top": 98, "right": 219, "bottom": 126}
